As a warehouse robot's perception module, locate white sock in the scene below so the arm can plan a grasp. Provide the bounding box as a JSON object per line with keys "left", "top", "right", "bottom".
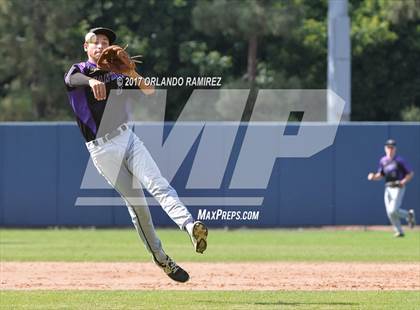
{"left": 185, "top": 221, "right": 194, "bottom": 236}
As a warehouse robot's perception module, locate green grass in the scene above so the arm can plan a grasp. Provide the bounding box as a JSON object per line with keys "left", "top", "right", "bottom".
{"left": 1, "top": 230, "right": 419, "bottom": 309}
{"left": 1, "top": 291, "right": 419, "bottom": 309}
{"left": 1, "top": 228, "right": 419, "bottom": 262}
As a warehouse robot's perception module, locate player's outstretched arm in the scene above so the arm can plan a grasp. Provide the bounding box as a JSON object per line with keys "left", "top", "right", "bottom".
{"left": 367, "top": 172, "right": 382, "bottom": 181}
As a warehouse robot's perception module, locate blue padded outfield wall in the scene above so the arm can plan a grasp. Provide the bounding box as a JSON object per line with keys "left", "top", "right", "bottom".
{"left": 0, "top": 122, "right": 419, "bottom": 227}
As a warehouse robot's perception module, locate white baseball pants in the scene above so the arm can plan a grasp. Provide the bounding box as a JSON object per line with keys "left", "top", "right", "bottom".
{"left": 384, "top": 186, "right": 408, "bottom": 234}
{"left": 86, "top": 127, "right": 193, "bottom": 262}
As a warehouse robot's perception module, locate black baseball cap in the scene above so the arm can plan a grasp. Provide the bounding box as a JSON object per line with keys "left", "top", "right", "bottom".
{"left": 89, "top": 27, "right": 116, "bottom": 44}
{"left": 385, "top": 139, "right": 396, "bottom": 146}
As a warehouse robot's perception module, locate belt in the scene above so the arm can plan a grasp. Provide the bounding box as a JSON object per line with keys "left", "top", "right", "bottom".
{"left": 385, "top": 181, "right": 401, "bottom": 188}
{"left": 88, "top": 124, "right": 128, "bottom": 147}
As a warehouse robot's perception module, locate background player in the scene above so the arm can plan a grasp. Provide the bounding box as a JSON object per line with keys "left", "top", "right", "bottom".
{"left": 367, "top": 139, "right": 415, "bottom": 237}
{"left": 64, "top": 27, "right": 208, "bottom": 282}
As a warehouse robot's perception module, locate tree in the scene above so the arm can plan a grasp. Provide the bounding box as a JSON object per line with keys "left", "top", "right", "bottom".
{"left": 0, "top": 0, "right": 86, "bottom": 120}
{"left": 192, "top": 0, "right": 298, "bottom": 85}
{"left": 350, "top": 0, "right": 420, "bottom": 120}
{"left": 1, "top": 0, "right": 419, "bottom": 121}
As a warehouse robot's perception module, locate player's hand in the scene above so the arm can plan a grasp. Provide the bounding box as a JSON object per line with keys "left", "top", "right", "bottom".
{"left": 88, "top": 79, "right": 106, "bottom": 101}
{"left": 367, "top": 173, "right": 375, "bottom": 180}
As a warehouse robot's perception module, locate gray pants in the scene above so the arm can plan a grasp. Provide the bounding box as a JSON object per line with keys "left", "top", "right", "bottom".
{"left": 384, "top": 186, "right": 408, "bottom": 234}
{"left": 86, "top": 127, "right": 193, "bottom": 262}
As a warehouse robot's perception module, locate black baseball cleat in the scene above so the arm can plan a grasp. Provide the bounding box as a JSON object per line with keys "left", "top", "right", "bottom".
{"left": 408, "top": 209, "right": 416, "bottom": 229}
{"left": 153, "top": 255, "right": 189, "bottom": 283}
{"left": 190, "top": 221, "right": 208, "bottom": 254}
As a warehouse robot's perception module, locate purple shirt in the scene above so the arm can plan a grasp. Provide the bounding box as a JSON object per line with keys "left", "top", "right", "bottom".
{"left": 64, "top": 61, "right": 137, "bottom": 141}
{"left": 377, "top": 155, "right": 412, "bottom": 182}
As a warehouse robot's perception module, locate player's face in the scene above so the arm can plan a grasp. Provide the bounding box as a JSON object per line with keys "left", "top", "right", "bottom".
{"left": 84, "top": 34, "right": 110, "bottom": 62}
{"left": 385, "top": 145, "right": 396, "bottom": 158}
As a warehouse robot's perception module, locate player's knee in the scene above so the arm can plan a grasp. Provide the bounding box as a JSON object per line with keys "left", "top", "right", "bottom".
{"left": 387, "top": 209, "right": 398, "bottom": 218}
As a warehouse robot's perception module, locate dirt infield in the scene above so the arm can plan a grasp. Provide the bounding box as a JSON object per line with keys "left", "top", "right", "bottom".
{"left": 1, "top": 262, "right": 419, "bottom": 291}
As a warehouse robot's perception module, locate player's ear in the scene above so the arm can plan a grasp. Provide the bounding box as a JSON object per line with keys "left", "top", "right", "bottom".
{"left": 83, "top": 42, "right": 88, "bottom": 52}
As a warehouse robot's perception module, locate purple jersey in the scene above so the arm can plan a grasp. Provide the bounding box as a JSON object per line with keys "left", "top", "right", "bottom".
{"left": 377, "top": 155, "right": 412, "bottom": 182}
{"left": 64, "top": 61, "right": 137, "bottom": 141}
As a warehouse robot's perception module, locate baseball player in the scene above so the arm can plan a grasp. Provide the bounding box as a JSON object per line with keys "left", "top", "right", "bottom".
{"left": 367, "top": 139, "right": 416, "bottom": 237}
{"left": 64, "top": 27, "right": 208, "bottom": 282}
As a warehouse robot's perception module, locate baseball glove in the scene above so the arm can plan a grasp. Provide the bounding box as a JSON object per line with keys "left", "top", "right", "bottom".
{"left": 97, "top": 45, "right": 142, "bottom": 76}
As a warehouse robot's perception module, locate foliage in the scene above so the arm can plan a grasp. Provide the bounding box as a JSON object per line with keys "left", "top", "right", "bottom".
{"left": 350, "top": 0, "right": 420, "bottom": 120}
{"left": 401, "top": 105, "right": 420, "bottom": 121}
{"left": 0, "top": 0, "right": 419, "bottom": 121}
{"left": 179, "top": 41, "right": 232, "bottom": 76}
